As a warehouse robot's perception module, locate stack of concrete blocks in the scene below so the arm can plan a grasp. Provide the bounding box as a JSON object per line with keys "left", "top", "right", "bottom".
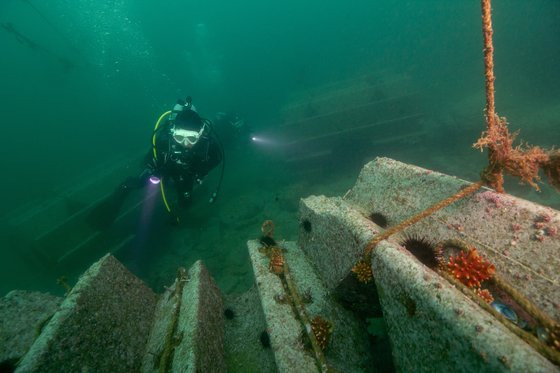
{"left": 298, "top": 157, "right": 559, "bottom": 372}
{"left": 264, "top": 72, "right": 425, "bottom": 168}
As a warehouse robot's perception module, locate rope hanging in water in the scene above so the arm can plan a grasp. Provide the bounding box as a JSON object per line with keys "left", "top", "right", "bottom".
{"left": 475, "top": 0, "right": 560, "bottom": 193}
{"left": 355, "top": 0, "right": 560, "bottom": 274}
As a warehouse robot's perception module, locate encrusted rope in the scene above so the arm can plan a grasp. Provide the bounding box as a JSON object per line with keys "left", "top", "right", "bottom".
{"left": 492, "top": 274, "right": 559, "bottom": 338}
{"left": 283, "top": 260, "right": 330, "bottom": 373}
{"left": 159, "top": 267, "right": 188, "bottom": 373}
{"left": 476, "top": 0, "right": 560, "bottom": 193}
{"left": 363, "top": 181, "right": 484, "bottom": 258}
{"left": 481, "top": 0, "right": 496, "bottom": 128}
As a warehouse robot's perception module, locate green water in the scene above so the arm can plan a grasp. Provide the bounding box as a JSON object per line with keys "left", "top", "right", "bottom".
{"left": 0, "top": 0, "right": 559, "bottom": 296}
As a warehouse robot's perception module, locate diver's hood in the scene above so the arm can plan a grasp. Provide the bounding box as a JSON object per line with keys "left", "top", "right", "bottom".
{"left": 175, "top": 109, "right": 203, "bottom": 131}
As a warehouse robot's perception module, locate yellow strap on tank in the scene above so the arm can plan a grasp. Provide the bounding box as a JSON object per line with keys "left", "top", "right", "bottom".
{"left": 153, "top": 110, "right": 171, "bottom": 159}
{"left": 153, "top": 111, "right": 173, "bottom": 214}
{"left": 159, "top": 178, "right": 173, "bottom": 214}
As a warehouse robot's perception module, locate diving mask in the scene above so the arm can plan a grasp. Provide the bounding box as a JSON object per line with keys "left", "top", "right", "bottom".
{"left": 172, "top": 125, "right": 205, "bottom": 147}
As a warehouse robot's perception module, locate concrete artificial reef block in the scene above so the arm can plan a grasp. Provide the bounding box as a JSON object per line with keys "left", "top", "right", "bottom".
{"left": 0, "top": 290, "right": 62, "bottom": 367}
{"left": 249, "top": 240, "right": 374, "bottom": 372}
{"left": 345, "top": 157, "right": 560, "bottom": 322}
{"left": 298, "top": 195, "right": 377, "bottom": 291}
{"left": 16, "top": 254, "right": 157, "bottom": 372}
{"left": 297, "top": 157, "right": 559, "bottom": 371}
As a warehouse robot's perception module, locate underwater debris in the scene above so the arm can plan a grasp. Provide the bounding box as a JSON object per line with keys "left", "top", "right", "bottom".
{"left": 447, "top": 248, "right": 495, "bottom": 289}
{"left": 56, "top": 276, "right": 72, "bottom": 295}
{"left": 310, "top": 316, "right": 333, "bottom": 351}
{"left": 361, "top": 181, "right": 484, "bottom": 260}
{"left": 491, "top": 302, "right": 518, "bottom": 324}
{"left": 1, "top": 21, "right": 76, "bottom": 72}
{"left": 261, "top": 220, "right": 275, "bottom": 238}
{"left": 259, "top": 235, "right": 277, "bottom": 247}
{"left": 352, "top": 258, "right": 373, "bottom": 284}
{"left": 474, "top": 116, "right": 550, "bottom": 193}
{"left": 260, "top": 220, "right": 277, "bottom": 247}
{"left": 268, "top": 247, "right": 285, "bottom": 275}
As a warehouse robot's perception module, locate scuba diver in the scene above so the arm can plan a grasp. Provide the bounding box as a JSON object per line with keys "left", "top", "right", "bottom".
{"left": 87, "top": 97, "right": 224, "bottom": 230}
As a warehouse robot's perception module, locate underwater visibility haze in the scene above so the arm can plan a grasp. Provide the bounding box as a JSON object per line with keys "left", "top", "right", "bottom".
{"left": 0, "top": 0, "right": 559, "bottom": 307}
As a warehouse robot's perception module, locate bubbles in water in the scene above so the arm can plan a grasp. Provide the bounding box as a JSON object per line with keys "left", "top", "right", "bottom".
{"left": 51, "top": 0, "right": 167, "bottom": 99}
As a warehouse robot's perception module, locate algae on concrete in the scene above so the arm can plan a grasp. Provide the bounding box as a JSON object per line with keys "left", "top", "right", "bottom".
{"left": 224, "top": 287, "right": 277, "bottom": 372}
{"left": 0, "top": 290, "right": 62, "bottom": 367}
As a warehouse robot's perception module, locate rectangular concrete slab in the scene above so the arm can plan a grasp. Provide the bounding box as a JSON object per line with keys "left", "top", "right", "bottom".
{"left": 298, "top": 195, "right": 378, "bottom": 291}
{"left": 249, "top": 240, "right": 374, "bottom": 372}
{"left": 249, "top": 240, "right": 320, "bottom": 372}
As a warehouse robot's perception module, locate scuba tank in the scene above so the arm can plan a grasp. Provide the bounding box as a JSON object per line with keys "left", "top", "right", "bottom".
{"left": 169, "top": 96, "right": 196, "bottom": 122}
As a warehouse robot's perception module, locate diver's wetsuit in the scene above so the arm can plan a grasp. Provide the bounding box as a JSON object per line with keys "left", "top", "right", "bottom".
{"left": 121, "top": 113, "right": 222, "bottom": 213}
{"left": 150, "top": 123, "right": 222, "bottom": 207}
{"left": 87, "top": 105, "right": 222, "bottom": 230}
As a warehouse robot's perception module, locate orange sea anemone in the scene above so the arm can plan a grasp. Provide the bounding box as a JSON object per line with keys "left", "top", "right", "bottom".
{"left": 475, "top": 288, "right": 494, "bottom": 303}
{"left": 447, "top": 248, "right": 495, "bottom": 288}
